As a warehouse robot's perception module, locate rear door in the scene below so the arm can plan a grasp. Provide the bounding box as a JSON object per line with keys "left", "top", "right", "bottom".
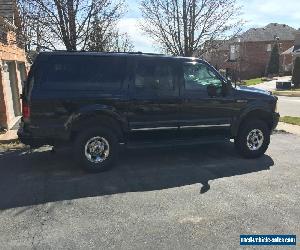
{"left": 28, "top": 54, "right": 127, "bottom": 137}
{"left": 127, "top": 57, "right": 180, "bottom": 131}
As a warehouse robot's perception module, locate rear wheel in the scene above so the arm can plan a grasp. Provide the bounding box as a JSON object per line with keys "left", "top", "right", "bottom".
{"left": 235, "top": 120, "right": 270, "bottom": 158}
{"left": 74, "top": 127, "right": 119, "bottom": 172}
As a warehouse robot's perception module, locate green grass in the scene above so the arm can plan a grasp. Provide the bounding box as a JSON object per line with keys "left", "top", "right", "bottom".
{"left": 243, "top": 78, "right": 263, "bottom": 86}
{"left": 280, "top": 116, "right": 300, "bottom": 126}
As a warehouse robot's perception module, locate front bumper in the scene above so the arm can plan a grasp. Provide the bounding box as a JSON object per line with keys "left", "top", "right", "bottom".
{"left": 272, "top": 112, "right": 280, "bottom": 130}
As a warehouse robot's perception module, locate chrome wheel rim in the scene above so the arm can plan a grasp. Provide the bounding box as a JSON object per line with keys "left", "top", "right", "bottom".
{"left": 84, "top": 137, "right": 110, "bottom": 163}
{"left": 246, "top": 129, "right": 264, "bottom": 151}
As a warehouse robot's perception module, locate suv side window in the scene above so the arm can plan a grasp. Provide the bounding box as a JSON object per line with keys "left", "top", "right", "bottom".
{"left": 39, "top": 55, "right": 125, "bottom": 91}
{"left": 135, "top": 60, "right": 174, "bottom": 91}
{"left": 183, "top": 62, "right": 222, "bottom": 91}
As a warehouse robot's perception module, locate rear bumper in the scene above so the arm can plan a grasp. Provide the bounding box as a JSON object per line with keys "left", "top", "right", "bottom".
{"left": 18, "top": 127, "right": 50, "bottom": 147}
{"left": 18, "top": 123, "right": 70, "bottom": 147}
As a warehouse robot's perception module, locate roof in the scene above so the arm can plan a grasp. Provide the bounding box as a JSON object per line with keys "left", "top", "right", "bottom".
{"left": 0, "top": 0, "right": 15, "bottom": 24}
{"left": 0, "top": 15, "right": 16, "bottom": 30}
{"left": 282, "top": 46, "right": 294, "bottom": 55}
{"left": 236, "top": 23, "right": 296, "bottom": 42}
{"left": 38, "top": 51, "right": 202, "bottom": 61}
{"left": 281, "top": 45, "right": 300, "bottom": 55}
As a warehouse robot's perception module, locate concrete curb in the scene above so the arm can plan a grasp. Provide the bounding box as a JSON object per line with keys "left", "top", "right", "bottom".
{"left": 272, "top": 91, "right": 300, "bottom": 97}
{"left": 0, "top": 130, "right": 19, "bottom": 144}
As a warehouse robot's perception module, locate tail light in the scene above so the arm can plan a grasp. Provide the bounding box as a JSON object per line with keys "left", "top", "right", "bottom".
{"left": 22, "top": 100, "right": 30, "bottom": 121}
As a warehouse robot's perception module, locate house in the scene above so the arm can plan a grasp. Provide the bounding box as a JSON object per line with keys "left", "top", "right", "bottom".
{"left": 0, "top": 0, "right": 27, "bottom": 130}
{"left": 202, "top": 23, "right": 296, "bottom": 80}
{"left": 281, "top": 29, "right": 300, "bottom": 72}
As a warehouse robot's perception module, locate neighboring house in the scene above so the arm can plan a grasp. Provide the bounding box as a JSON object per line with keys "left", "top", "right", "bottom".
{"left": 281, "top": 29, "right": 300, "bottom": 72}
{"left": 0, "top": 0, "right": 27, "bottom": 130}
{"left": 202, "top": 23, "right": 296, "bottom": 80}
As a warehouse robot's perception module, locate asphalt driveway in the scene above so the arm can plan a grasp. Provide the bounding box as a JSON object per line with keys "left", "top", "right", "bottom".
{"left": 0, "top": 133, "right": 299, "bottom": 249}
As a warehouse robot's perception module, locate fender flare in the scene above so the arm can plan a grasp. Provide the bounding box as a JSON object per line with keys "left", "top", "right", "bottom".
{"left": 231, "top": 103, "right": 274, "bottom": 137}
{"left": 65, "top": 104, "right": 129, "bottom": 134}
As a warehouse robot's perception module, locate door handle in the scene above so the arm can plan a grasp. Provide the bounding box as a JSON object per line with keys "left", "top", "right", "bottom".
{"left": 236, "top": 99, "right": 248, "bottom": 103}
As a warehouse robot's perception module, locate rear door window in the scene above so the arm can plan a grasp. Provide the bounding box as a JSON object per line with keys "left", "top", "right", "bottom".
{"left": 39, "top": 55, "right": 126, "bottom": 91}
{"left": 134, "top": 59, "right": 175, "bottom": 94}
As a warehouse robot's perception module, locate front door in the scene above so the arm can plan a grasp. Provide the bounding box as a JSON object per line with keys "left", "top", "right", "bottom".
{"left": 127, "top": 58, "right": 180, "bottom": 131}
{"left": 179, "top": 61, "right": 236, "bottom": 136}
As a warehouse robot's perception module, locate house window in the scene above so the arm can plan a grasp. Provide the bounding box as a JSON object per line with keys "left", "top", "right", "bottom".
{"left": 229, "top": 45, "right": 239, "bottom": 61}
{"left": 267, "top": 44, "right": 272, "bottom": 52}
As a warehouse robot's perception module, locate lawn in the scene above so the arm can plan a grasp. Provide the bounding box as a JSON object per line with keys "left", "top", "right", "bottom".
{"left": 280, "top": 116, "right": 300, "bottom": 126}
{"left": 243, "top": 78, "right": 263, "bottom": 86}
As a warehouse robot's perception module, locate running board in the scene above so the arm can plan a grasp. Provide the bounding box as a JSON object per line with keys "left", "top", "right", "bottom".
{"left": 125, "top": 136, "right": 229, "bottom": 149}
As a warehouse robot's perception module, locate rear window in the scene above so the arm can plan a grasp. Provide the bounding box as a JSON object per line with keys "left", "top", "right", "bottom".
{"left": 38, "top": 55, "right": 126, "bottom": 91}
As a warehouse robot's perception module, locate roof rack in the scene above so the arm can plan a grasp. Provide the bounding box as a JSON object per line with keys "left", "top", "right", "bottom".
{"left": 49, "top": 50, "right": 165, "bottom": 56}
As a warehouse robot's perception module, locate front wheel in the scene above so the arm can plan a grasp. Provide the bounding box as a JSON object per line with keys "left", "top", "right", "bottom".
{"left": 235, "top": 120, "right": 270, "bottom": 159}
{"left": 74, "top": 127, "right": 119, "bottom": 172}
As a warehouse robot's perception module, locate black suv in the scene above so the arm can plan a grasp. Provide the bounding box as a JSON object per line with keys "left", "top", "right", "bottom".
{"left": 18, "top": 52, "right": 279, "bottom": 172}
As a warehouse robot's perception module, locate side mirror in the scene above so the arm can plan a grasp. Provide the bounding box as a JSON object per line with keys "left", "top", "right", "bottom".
{"left": 207, "top": 84, "right": 217, "bottom": 97}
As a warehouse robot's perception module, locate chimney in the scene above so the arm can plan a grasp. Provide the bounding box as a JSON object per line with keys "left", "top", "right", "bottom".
{"left": 295, "top": 30, "right": 300, "bottom": 46}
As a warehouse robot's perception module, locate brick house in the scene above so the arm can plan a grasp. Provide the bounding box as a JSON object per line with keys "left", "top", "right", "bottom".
{"left": 281, "top": 29, "right": 300, "bottom": 72}
{"left": 202, "top": 23, "right": 296, "bottom": 80}
{"left": 0, "top": 0, "right": 27, "bottom": 130}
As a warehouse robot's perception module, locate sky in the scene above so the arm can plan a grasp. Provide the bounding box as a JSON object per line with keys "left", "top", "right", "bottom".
{"left": 118, "top": 0, "right": 300, "bottom": 52}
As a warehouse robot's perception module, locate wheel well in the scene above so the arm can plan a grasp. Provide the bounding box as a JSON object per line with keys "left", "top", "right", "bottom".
{"left": 239, "top": 110, "right": 273, "bottom": 131}
{"left": 70, "top": 115, "right": 125, "bottom": 142}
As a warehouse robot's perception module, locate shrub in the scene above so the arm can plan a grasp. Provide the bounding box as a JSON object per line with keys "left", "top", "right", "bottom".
{"left": 266, "top": 43, "right": 279, "bottom": 76}
{"left": 292, "top": 57, "right": 300, "bottom": 88}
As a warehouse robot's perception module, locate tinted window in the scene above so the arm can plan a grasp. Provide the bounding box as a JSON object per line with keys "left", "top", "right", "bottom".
{"left": 135, "top": 60, "right": 174, "bottom": 90}
{"left": 39, "top": 56, "right": 125, "bottom": 90}
{"left": 183, "top": 63, "right": 222, "bottom": 91}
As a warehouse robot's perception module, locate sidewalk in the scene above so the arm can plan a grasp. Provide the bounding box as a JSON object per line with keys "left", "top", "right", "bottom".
{"left": 276, "top": 122, "right": 300, "bottom": 136}
{"left": 0, "top": 130, "right": 18, "bottom": 143}
{"left": 250, "top": 76, "right": 300, "bottom": 97}
{"left": 250, "top": 76, "right": 291, "bottom": 91}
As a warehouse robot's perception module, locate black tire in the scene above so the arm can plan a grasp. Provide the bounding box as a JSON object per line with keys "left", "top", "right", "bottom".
{"left": 235, "top": 120, "right": 270, "bottom": 159}
{"left": 74, "top": 127, "right": 119, "bottom": 172}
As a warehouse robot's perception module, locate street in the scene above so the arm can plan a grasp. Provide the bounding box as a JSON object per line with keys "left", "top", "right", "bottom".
{"left": 278, "top": 96, "right": 300, "bottom": 117}
{"left": 0, "top": 133, "right": 299, "bottom": 249}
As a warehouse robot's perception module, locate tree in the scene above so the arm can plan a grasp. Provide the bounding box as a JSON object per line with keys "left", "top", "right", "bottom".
{"left": 17, "top": 0, "right": 131, "bottom": 52}
{"left": 266, "top": 43, "right": 280, "bottom": 76}
{"left": 139, "top": 0, "right": 243, "bottom": 56}
{"left": 292, "top": 57, "right": 300, "bottom": 88}
{"left": 86, "top": 14, "right": 134, "bottom": 52}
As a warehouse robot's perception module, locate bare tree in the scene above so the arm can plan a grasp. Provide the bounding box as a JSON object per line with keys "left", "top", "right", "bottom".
{"left": 86, "top": 11, "right": 134, "bottom": 52}
{"left": 140, "top": 0, "right": 243, "bottom": 56}
{"left": 17, "top": 0, "right": 129, "bottom": 52}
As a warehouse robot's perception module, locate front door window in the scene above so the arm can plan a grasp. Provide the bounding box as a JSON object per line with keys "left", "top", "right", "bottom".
{"left": 183, "top": 62, "right": 223, "bottom": 93}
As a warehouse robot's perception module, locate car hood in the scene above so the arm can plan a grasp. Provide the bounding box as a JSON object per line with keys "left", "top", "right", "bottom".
{"left": 236, "top": 85, "right": 271, "bottom": 96}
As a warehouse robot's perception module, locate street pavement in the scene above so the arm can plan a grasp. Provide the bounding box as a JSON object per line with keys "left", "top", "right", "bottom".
{"left": 0, "top": 133, "right": 299, "bottom": 249}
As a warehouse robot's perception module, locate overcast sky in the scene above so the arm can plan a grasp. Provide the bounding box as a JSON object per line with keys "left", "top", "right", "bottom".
{"left": 118, "top": 0, "right": 300, "bottom": 52}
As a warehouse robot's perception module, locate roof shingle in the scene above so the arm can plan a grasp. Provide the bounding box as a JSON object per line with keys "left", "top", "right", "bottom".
{"left": 237, "top": 23, "right": 296, "bottom": 42}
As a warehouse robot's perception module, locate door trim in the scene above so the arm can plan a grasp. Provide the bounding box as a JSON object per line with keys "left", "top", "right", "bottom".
{"left": 131, "top": 124, "right": 230, "bottom": 131}
{"left": 180, "top": 124, "right": 231, "bottom": 129}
